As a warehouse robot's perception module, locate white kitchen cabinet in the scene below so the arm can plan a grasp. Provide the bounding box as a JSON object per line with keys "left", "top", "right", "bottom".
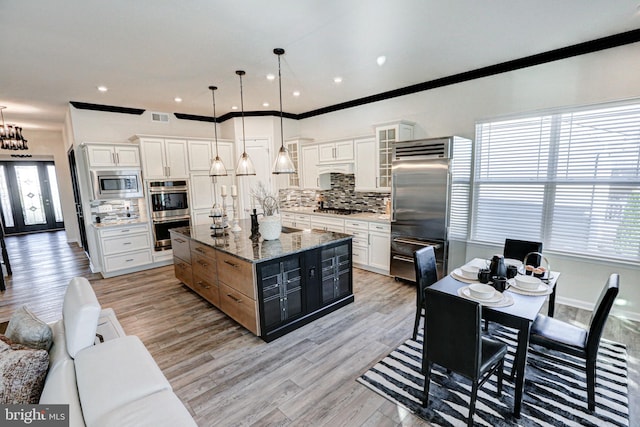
{"left": 98, "top": 224, "right": 153, "bottom": 275}
{"left": 345, "top": 219, "right": 369, "bottom": 267}
{"left": 282, "top": 212, "right": 311, "bottom": 229}
{"left": 354, "top": 137, "right": 377, "bottom": 191}
{"left": 374, "top": 122, "right": 414, "bottom": 191}
{"left": 318, "top": 139, "right": 354, "bottom": 163}
{"left": 85, "top": 143, "right": 140, "bottom": 168}
{"left": 187, "top": 139, "right": 235, "bottom": 172}
{"left": 286, "top": 140, "right": 300, "bottom": 188}
{"left": 368, "top": 222, "right": 391, "bottom": 273}
{"left": 138, "top": 137, "right": 189, "bottom": 180}
{"left": 310, "top": 215, "right": 344, "bottom": 233}
{"left": 301, "top": 145, "right": 320, "bottom": 190}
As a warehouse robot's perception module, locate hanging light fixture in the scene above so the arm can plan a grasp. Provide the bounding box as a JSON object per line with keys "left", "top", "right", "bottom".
{"left": 208, "top": 86, "right": 227, "bottom": 176}
{"left": 272, "top": 48, "right": 296, "bottom": 174}
{"left": 234, "top": 70, "right": 256, "bottom": 176}
{"left": 0, "top": 107, "right": 28, "bottom": 151}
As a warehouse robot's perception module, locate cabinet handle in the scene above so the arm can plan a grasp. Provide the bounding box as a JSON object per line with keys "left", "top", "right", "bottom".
{"left": 125, "top": 258, "right": 134, "bottom": 262}
{"left": 195, "top": 247, "right": 206, "bottom": 254}
{"left": 175, "top": 238, "right": 186, "bottom": 243}
{"left": 224, "top": 260, "right": 239, "bottom": 268}
{"left": 227, "top": 294, "right": 242, "bottom": 303}
{"left": 115, "top": 153, "right": 119, "bottom": 164}
{"left": 123, "top": 242, "right": 132, "bottom": 245}
{"left": 197, "top": 260, "right": 208, "bottom": 267}
{"left": 120, "top": 229, "right": 130, "bottom": 233}
{"left": 166, "top": 166, "right": 170, "bottom": 176}
{"left": 317, "top": 177, "right": 319, "bottom": 187}
{"left": 375, "top": 177, "right": 379, "bottom": 188}
{"left": 196, "top": 281, "right": 211, "bottom": 290}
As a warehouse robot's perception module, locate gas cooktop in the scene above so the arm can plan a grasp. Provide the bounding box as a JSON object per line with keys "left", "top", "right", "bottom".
{"left": 313, "top": 208, "right": 361, "bottom": 215}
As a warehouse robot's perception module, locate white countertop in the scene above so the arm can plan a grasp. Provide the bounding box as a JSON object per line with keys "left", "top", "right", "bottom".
{"left": 281, "top": 207, "right": 390, "bottom": 224}
{"left": 91, "top": 218, "right": 148, "bottom": 228}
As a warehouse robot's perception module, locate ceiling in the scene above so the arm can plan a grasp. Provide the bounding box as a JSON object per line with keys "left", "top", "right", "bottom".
{"left": 1, "top": 0, "right": 639, "bottom": 131}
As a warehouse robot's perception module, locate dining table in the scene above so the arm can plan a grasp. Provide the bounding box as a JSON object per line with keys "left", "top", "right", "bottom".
{"left": 430, "top": 258, "right": 560, "bottom": 418}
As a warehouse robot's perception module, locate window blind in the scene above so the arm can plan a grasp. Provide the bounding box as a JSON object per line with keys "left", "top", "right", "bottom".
{"left": 472, "top": 101, "right": 640, "bottom": 262}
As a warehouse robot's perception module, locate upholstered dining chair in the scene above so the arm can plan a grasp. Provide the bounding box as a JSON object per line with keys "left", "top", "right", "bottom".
{"left": 503, "top": 238, "right": 543, "bottom": 265}
{"left": 422, "top": 288, "right": 508, "bottom": 427}
{"left": 412, "top": 246, "right": 438, "bottom": 340}
{"left": 529, "top": 273, "right": 619, "bottom": 411}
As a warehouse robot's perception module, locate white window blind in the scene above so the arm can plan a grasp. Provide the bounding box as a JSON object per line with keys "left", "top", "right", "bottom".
{"left": 472, "top": 101, "right": 640, "bottom": 262}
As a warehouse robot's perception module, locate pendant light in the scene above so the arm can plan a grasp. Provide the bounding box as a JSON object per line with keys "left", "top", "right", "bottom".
{"left": 208, "top": 86, "right": 227, "bottom": 176}
{"left": 272, "top": 48, "right": 296, "bottom": 174}
{"left": 234, "top": 70, "right": 256, "bottom": 176}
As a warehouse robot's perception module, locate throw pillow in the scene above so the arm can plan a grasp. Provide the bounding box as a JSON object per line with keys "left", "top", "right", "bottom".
{"left": 0, "top": 335, "right": 49, "bottom": 404}
{"left": 5, "top": 305, "right": 53, "bottom": 351}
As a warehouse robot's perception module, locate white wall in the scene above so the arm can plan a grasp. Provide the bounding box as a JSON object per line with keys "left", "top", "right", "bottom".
{"left": 296, "top": 42, "right": 640, "bottom": 320}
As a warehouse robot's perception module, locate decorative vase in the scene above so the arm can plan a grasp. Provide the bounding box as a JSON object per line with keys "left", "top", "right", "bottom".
{"left": 259, "top": 215, "right": 282, "bottom": 240}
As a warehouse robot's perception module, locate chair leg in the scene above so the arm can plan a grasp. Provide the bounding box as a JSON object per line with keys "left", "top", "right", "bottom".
{"left": 496, "top": 359, "right": 504, "bottom": 396}
{"left": 413, "top": 307, "right": 421, "bottom": 340}
{"left": 468, "top": 381, "right": 479, "bottom": 427}
{"left": 587, "top": 358, "right": 597, "bottom": 411}
{"left": 422, "top": 362, "right": 432, "bottom": 408}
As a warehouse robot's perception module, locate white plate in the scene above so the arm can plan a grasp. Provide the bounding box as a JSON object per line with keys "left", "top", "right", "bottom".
{"left": 504, "top": 258, "right": 524, "bottom": 268}
{"left": 460, "top": 286, "right": 502, "bottom": 303}
{"left": 508, "top": 278, "right": 551, "bottom": 294}
{"left": 451, "top": 269, "right": 478, "bottom": 283}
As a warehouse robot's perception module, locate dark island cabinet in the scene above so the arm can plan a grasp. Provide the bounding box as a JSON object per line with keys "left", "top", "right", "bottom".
{"left": 257, "top": 240, "right": 353, "bottom": 342}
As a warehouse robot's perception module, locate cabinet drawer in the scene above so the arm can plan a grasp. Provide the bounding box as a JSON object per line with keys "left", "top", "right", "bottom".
{"left": 171, "top": 233, "right": 191, "bottom": 262}
{"left": 99, "top": 224, "right": 148, "bottom": 238}
{"left": 346, "top": 227, "right": 368, "bottom": 239}
{"left": 295, "top": 214, "right": 311, "bottom": 222}
{"left": 352, "top": 246, "right": 369, "bottom": 265}
{"left": 102, "top": 233, "right": 151, "bottom": 256}
{"left": 190, "top": 241, "right": 217, "bottom": 260}
{"left": 192, "top": 252, "right": 217, "bottom": 279}
{"left": 345, "top": 219, "right": 368, "bottom": 230}
{"left": 369, "top": 222, "right": 391, "bottom": 233}
{"left": 217, "top": 252, "right": 255, "bottom": 298}
{"left": 282, "top": 212, "right": 295, "bottom": 220}
{"left": 174, "top": 257, "right": 193, "bottom": 288}
{"left": 219, "top": 282, "right": 258, "bottom": 335}
{"left": 351, "top": 236, "right": 368, "bottom": 248}
{"left": 311, "top": 217, "right": 345, "bottom": 233}
{"left": 104, "top": 250, "right": 152, "bottom": 272}
{"left": 192, "top": 272, "right": 220, "bottom": 307}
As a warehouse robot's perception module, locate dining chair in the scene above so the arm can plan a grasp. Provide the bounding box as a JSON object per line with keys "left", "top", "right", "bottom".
{"left": 412, "top": 246, "right": 438, "bottom": 340}
{"left": 529, "top": 273, "right": 619, "bottom": 411}
{"left": 422, "top": 288, "right": 508, "bottom": 427}
{"left": 503, "top": 238, "right": 543, "bottom": 265}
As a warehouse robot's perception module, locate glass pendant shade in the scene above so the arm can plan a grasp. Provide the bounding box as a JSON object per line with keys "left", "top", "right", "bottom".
{"left": 234, "top": 70, "right": 256, "bottom": 176}
{"left": 208, "top": 86, "right": 227, "bottom": 176}
{"left": 236, "top": 151, "right": 256, "bottom": 176}
{"left": 272, "top": 48, "right": 296, "bottom": 174}
{"left": 273, "top": 145, "right": 296, "bottom": 174}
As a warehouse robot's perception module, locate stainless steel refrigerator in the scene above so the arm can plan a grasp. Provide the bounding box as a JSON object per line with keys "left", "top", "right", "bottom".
{"left": 390, "top": 136, "right": 472, "bottom": 281}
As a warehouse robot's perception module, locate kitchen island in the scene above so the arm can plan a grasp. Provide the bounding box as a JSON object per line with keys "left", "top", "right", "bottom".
{"left": 169, "top": 221, "right": 353, "bottom": 342}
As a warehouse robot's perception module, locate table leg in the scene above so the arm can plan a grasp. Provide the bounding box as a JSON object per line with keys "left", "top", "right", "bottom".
{"left": 512, "top": 320, "right": 532, "bottom": 418}
{"left": 548, "top": 285, "right": 556, "bottom": 317}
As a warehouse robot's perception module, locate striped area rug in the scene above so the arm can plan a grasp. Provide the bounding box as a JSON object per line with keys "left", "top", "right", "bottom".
{"left": 358, "top": 326, "right": 629, "bottom": 426}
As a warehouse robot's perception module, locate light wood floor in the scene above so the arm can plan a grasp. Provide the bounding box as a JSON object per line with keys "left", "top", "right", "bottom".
{"left": 0, "top": 231, "right": 637, "bottom": 426}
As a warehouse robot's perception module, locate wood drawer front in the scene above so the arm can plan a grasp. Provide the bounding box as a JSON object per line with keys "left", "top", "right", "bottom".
{"left": 190, "top": 241, "right": 217, "bottom": 260}
{"left": 174, "top": 259, "right": 193, "bottom": 289}
{"left": 171, "top": 234, "right": 191, "bottom": 262}
{"left": 192, "top": 252, "right": 217, "bottom": 279}
{"left": 99, "top": 224, "right": 148, "bottom": 238}
{"left": 192, "top": 272, "right": 220, "bottom": 307}
{"left": 102, "top": 233, "right": 151, "bottom": 256}
{"left": 104, "top": 250, "right": 152, "bottom": 272}
{"left": 369, "top": 222, "right": 391, "bottom": 233}
{"left": 217, "top": 252, "right": 255, "bottom": 298}
{"left": 219, "top": 282, "right": 258, "bottom": 335}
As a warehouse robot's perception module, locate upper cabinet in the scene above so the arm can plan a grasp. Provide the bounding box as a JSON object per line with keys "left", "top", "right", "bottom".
{"left": 301, "top": 145, "right": 320, "bottom": 190}
{"left": 318, "top": 139, "right": 354, "bottom": 163}
{"left": 84, "top": 143, "right": 140, "bottom": 168}
{"left": 187, "top": 139, "right": 234, "bottom": 172}
{"left": 135, "top": 137, "right": 189, "bottom": 180}
{"left": 354, "top": 122, "right": 414, "bottom": 192}
{"left": 284, "top": 138, "right": 313, "bottom": 188}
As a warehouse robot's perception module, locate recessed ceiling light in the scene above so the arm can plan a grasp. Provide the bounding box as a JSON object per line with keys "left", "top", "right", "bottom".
{"left": 174, "top": 97, "right": 182, "bottom": 103}
{"left": 231, "top": 105, "right": 238, "bottom": 110}
{"left": 333, "top": 77, "right": 343, "bottom": 84}
{"left": 97, "top": 85, "right": 108, "bottom": 92}
{"left": 292, "top": 91, "right": 300, "bottom": 97}
{"left": 263, "top": 102, "right": 269, "bottom": 107}
{"left": 266, "top": 74, "right": 275, "bottom": 81}
{"left": 376, "top": 56, "right": 386, "bottom": 66}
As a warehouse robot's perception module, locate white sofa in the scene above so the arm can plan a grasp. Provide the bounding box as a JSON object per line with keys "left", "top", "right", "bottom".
{"left": 39, "top": 277, "right": 196, "bottom": 427}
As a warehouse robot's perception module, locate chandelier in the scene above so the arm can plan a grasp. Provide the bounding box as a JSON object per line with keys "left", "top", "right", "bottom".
{"left": 0, "top": 107, "right": 28, "bottom": 150}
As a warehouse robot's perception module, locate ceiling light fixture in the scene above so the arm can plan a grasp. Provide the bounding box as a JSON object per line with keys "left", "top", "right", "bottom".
{"left": 208, "top": 86, "right": 227, "bottom": 177}
{"left": 292, "top": 91, "right": 300, "bottom": 97}
{"left": 97, "top": 85, "right": 108, "bottom": 92}
{"left": 376, "top": 55, "right": 386, "bottom": 66}
{"left": 272, "top": 48, "right": 296, "bottom": 175}
{"left": 234, "top": 70, "right": 256, "bottom": 176}
{"left": 0, "top": 107, "right": 28, "bottom": 151}
{"left": 334, "top": 76, "right": 343, "bottom": 84}
{"left": 266, "top": 74, "right": 275, "bottom": 81}
{"left": 174, "top": 97, "right": 183, "bottom": 103}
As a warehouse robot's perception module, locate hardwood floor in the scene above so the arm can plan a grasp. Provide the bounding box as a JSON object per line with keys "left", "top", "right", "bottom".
{"left": 0, "top": 230, "right": 637, "bottom": 426}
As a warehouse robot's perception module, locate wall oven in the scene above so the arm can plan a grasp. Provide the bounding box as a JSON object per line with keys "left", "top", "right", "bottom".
{"left": 147, "top": 180, "right": 190, "bottom": 251}
{"left": 90, "top": 170, "right": 143, "bottom": 200}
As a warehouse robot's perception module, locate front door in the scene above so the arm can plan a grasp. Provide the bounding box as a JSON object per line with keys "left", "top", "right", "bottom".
{"left": 0, "top": 161, "right": 64, "bottom": 235}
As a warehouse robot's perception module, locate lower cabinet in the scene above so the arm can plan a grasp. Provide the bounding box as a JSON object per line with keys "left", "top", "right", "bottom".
{"left": 258, "top": 255, "right": 304, "bottom": 331}
{"left": 320, "top": 243, "right": 351, "bottom": 304}
{"left": 97, "top": 224, "right": 153, "bottom": 276}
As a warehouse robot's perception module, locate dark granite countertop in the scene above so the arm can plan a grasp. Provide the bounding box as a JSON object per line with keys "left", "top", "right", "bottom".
{"left": 170, "top": 219, "right": 352, "bottom": 263}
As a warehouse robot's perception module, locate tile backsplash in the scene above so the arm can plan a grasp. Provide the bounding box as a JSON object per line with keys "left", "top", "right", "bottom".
{"left": 90, "top": 199, "right": 143, "bottom": 223}
{"left": 279, "top": 173, "right": 389, "bottom": 213}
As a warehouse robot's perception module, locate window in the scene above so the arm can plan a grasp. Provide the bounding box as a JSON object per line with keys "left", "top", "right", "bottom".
{"left": 472, "top": 101, "right": 640, "bottom": 262}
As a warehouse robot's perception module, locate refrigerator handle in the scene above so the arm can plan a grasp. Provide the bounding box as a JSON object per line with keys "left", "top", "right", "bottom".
{"left": 390, "top": 173, "right": 396, "bottom": 222}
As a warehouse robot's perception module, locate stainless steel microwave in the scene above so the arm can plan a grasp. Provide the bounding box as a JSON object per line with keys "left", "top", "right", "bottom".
{"left": 90, "top": 170, "right": 143, "bottom": 200}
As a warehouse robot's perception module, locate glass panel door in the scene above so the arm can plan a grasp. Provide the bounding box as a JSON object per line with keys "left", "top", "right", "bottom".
{"left": 0, "top": 161, "right": 64, "bottom": 234}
